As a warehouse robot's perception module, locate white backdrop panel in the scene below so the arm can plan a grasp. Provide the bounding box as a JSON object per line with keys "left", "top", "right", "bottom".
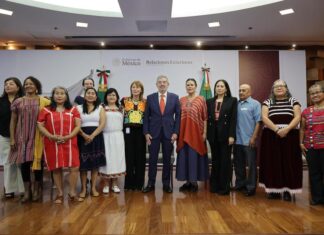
{"left": 279, "top": 50, "right": 307, "bottom": 109}
{"left": 0, "top": 50, "right": 305, "bottom": 106}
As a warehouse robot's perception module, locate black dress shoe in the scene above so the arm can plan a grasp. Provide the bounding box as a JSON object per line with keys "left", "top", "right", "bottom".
{"left": 232, "top": 186, "right": 246, "bottom": 192}
{"left": 142, "top": 185, "right": 155, "bottom": 193}
{"left": 190, "top": 184, "right": 198, "bottom": 192}
{"left": 163, "top": 186, "right": 173, "bottom": 193}
{"left": 209, "top": 188, "right": 217, "bottom": 193}
{"left": 135, "top": 187, "right": 143, "bottom": 191}
{"left": 217, "top": 190, "right": 230, "bottom": 196}
{"left": 244, "top": 190, "right": 256, "bottom": 197}
{"left": 310, "top": 200, "right": 321, "bottom": 205}
{"left": 283, "top": 191, "right": 292, "bottom": 201}
{"left": 179, "top": 183, "right": 191, "bottom": 192}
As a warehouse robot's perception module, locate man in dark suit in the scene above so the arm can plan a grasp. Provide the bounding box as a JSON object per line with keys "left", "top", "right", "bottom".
{"left": 142, "top": 75, "right": 180, "bottom": 193}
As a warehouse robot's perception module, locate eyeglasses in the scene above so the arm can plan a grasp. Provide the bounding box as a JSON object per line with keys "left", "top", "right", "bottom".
{"left": 310, "top": 91, "right": 323, "bottom": 96}
{"left": 273, "top": 85, "right": 286, "bottom": 89}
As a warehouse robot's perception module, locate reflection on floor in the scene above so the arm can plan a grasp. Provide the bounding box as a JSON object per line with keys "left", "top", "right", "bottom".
{"left": 0, "top": 169, "right": 323, "bottom": 235}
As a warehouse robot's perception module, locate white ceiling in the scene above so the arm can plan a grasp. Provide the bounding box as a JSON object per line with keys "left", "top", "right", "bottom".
{"left": 0, "top": 0, "right": 324, "bottom": 48}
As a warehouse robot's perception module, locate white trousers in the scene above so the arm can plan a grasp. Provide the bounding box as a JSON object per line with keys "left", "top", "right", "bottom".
{"left": 0, "top": 135, "right": 24, "bottom": 193}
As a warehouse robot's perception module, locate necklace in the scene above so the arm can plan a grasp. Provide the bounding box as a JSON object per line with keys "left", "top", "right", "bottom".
{"left": 132, "top": 99, "right": 139, "bottom": 105}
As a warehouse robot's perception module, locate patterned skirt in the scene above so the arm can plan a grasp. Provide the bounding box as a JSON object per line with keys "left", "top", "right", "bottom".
{"left": 78, "top": 126, "right": 106, "bottom": 171}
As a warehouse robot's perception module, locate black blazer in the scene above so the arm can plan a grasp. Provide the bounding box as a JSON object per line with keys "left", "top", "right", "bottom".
{"left": 206, "top": 96, "right": 237, "bottom": 144}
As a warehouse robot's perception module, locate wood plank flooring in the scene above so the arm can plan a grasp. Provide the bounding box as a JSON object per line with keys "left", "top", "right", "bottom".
{"left": 0, "top": 170, "right": 323, "bottom": 235}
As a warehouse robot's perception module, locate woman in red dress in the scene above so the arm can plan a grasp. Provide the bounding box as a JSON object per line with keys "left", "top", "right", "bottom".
{"left": 38, "top": 86, "right": 82, "bottom": 204}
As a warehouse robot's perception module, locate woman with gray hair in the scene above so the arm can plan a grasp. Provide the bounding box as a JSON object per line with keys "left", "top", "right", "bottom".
{"left": 259, "top": 80, "right": 302, "bottom": 201}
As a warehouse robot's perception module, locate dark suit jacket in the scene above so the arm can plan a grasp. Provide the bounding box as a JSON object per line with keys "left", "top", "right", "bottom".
{"left": 143, "top": 92, "right": 181, "bottom": 139}
{"left": 206, "top": 96, "right": 237, "bottom": 144}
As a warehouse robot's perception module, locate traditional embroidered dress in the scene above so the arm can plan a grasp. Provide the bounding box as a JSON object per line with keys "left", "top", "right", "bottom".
{"left": 302, "top": 107, "right": 324, "bottom": 149}
{"left": 99, "top": 106, "right": 126, "bottom": 178}
{"left": 38, "top": 106, "right": 80, "bottom": 170}
{"left": 301, "top": 106, "right": 324, "bottom": 203}
{"left": 121, "top": 97, "right": 146, "bottom": 189}
{"left": 0, "top": 96, "right": 24, "bottom": 193}
{"left": 176, "top": 96, "right": 209, "bottom": 181}
{"left": 259, "top": 97, "right": 302, "bottom": 194}
{"left": 9, "top": 96, "right": 50, "bottom": 170}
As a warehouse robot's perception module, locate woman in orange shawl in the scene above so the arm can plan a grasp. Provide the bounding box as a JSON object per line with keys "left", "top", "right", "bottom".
{"left": 176, "top": 78, "right": 209, "bottom": 192}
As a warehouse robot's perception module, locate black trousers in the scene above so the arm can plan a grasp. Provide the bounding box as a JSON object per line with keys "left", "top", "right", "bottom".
{"left": 21, "top": 161, "right": 43, "bottom": 183}
{"left": 306, "top": 148, "right": 324, "bottom": 203}
{"left": 123, "top": 126, "right": 146, "bottom": 190}
{"left": 210, "top": 140, "right": 233, "bottom": 194}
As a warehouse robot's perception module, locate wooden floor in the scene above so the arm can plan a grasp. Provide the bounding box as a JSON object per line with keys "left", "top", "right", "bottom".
{"left": 0, "top": 169, "right": 324, "bottom": 235}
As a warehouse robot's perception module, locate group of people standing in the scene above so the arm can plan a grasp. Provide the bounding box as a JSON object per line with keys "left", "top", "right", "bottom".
{"left": 0, "top": 75, "right": 323, "bottom": 206}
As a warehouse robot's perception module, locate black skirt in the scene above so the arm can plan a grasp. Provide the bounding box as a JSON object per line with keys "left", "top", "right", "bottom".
{"left": 78, "top": 126, "right": 106, "bottom": 171}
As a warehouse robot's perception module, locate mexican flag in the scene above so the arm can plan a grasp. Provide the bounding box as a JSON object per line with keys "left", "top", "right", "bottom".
{"left": 199, "top": 66, "right": 212, "bottom": 100}
{"left": 97, "top": 68, "right": 110, "bottom": 103}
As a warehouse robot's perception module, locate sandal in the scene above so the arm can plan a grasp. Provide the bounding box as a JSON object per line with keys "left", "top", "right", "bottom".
{"left": 54, "top": 195, "right": 64, "bottom": 204}
{"left": 68, "top": 193, "right": 84, "bottom": 202}
{"left": 90, "top": 190, "right": 99, "bottom": 197}
{"left": 79, "top": 191, "right": 88, "bottom": 199}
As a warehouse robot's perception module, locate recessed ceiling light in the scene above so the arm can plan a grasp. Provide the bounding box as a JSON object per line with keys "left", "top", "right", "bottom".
{"left": 196, "top": 41, "right": 202, "bottom": 47}
{"left": 7, "top": 0, "right": 123, "bottom": 17}
{"left": 208, "top": 21, "right": 220, "bottom": 28}
{"left": 150, "top": 44, "right": 154, "bottom": 48}
{"left": 100, "top": 42, "right": 105, "bottom": 47}
{"left": 0, "top": 8, "right": 13, "bottom": 16}
{"left": 279, "top": 8, "right": 294, "bottom": 15}
{"left": 76, "top": 22, "right": 88, "bottom": 28}
{"left": 171, "top": 0, "right": 282, "bottom": 18}
{"left": 7, "top": 44, "right": 16, "bottom": 50}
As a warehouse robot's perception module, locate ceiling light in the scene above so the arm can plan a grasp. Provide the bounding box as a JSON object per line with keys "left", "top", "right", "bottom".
{"left": 100, "top": 42, "right": 105, "bottom": 47}
{"left": 245, "top": 45, "right": 249, "bottom": 49}
{"left": 196, "top": 41, "right": 202, "bottom": 47}
{"left": 279, "top": 8, "right": 294, "bottom": 15}
{"left": 7, "top": 44, "right": 16, "bottom": 50}
{"left": 7, "top": 0, "right": 123, "bottom": 17}
{"left": 208, "top": 21, "right": 220, "bottom": 28}
{"left": 0, "top": 8, "right": 13, "bottom": 16}
{"left": 150, "top": 44, "right": 154, "bottom": 48}
{"left": 76, "top": 22, "right": 88, "bottom": 28}
{"left": 172, "top": 0, "right": 282, "bottom": 18}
